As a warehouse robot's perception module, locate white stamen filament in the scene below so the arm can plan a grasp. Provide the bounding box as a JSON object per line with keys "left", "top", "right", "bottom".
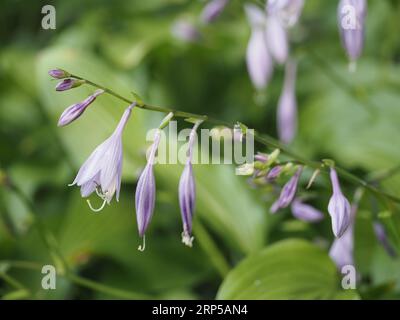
{"left": 138, "top": 235, "right": 146, "bottom": 252}
{"left": 86, "top": 199, "right": 107, "bottom": 212}
{"left": 181, "top": 231, "right": 194, "bottom": 247}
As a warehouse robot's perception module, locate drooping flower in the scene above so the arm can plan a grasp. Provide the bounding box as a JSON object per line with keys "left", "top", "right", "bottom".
{"left": 265, "top": 14, "right": 288, "bottom": 64}
{"left": 58, "top": 89, "right": 104, "bottom": 127}
{"left": 267, "top": 0, "right": 305, "bottom": 28}
{"left": 337, "top": 0, "right": 367, "bottom": 68}
{"left": 276, "top": 165, "right": 302, "bottom": 209}
{"left": 245, "top": 4, "right": 273, "bottom": 89}
{"left": 48, "top": 68, "right": 70, "bottom": 79}
{"left": 135, "top": 129, "right": 161, "bottom": 249}
{"left": 291, "top": 198, "right": 323, "bottom": 222}
{"left": 55, "top": 78, "right": 85, "bottom": 91}
{"left": 70, "top": 103, "right": 135, "bottom": 212}
{"left": 373, "top": 222, "right": 397, "bottom": 258}
{"left": 201, "top": 0, "right": 229, "bottom": 23}
{"left": 328, "top": 168, "right": 351, "bottom": 238}
{"left": 277, "top": 60, "right": 297, "bottom": 143}
{"left": 179, "top": 121, "right": 203, "bottom": 247}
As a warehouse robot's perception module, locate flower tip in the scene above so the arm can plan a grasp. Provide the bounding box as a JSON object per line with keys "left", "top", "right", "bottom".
{"left": 182, "top": 232, "right": 194, "bottom": 247}
{"left": 138, "top": 235, "right": 146, "bottom": 252}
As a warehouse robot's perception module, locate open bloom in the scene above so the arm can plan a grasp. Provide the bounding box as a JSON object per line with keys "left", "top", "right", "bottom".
{"left": 70, "top": 103, "right": 135, "bottom": 211}
{"left": 58, "top": 89, "right": 104, "bottom": 127}
{"left": 337, "top": 0, "right": 367, "bottom": 66}
{"left": 201, "top": 0, "right": 229, "bottom": 23}
{"left": 135, "top": 129, "right": 161, "bottom": 246}
{"left": 179, "top": 121, "right": 202, "bottom": 247}
{"left": 277, "top": 60, "right": 297, "bottom": 143}
{"left": 328, "top": 168, "right": 351, "bottom": 237}
{"left": 291, "top": 198, "right": 324, "bottom": 222}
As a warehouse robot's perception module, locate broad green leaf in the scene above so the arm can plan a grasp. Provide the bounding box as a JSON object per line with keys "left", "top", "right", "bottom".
{"left": 217, "top": 239, "right": 355, "bottom": 299}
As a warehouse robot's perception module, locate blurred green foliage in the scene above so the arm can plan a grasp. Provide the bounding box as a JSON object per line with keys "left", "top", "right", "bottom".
{"left": 1, "top": 0, "right": 400, "bottom": 299}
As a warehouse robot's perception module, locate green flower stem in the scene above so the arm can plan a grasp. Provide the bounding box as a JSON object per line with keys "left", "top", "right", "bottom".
{"left": 70, "top": 73, "right": 400, "bottom": 206}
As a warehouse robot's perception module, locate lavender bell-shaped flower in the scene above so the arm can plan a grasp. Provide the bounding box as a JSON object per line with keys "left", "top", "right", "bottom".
{"left": 179, "top": 121, "right": 202, "bottom": 247}
{"left": 70, "top": 103, "right": 135, "bottom": 212}
{"left": 135, "top": 129, "right": 161, "bottom": 251}
{"left": 328, "top": 168, "right": 351, "bottom": 237}
{"left": 277, "top": 60, "right": 297, "bottom": 143}
{"left": 373, "top": 222, "right": 397, "bottom": 258}
{"left": 245, "top": 4, "right": 273, "bottom": 89}
{"left": 201, "top": 0, "right": 229, "bottom": 23}
{"left": 291, "top": 198, "right": 324, "bottom": 222}
{"left": 271, "top": 165, "right": 302, "bottom": 213}
{"left": 58, "top": 89, "right": 104, "bottom": 127}
{"left": 265, "top": 14, "right": 288, "bottom": 64}
{"left": 55, "top": 78, "right": 85, "bottom": 91}
{"left": 337, "top": 0, "right": 367, "bottom": 70}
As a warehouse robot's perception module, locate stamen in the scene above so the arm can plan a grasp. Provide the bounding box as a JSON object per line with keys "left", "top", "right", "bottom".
{"left": 181, "top": 231, "right": 194, "bottom": 247}
{"left": 86, "top": 199, "right": 107, "bottom": 212}
{"left": 138, "top": 235, "right": 146, "bottom": 252}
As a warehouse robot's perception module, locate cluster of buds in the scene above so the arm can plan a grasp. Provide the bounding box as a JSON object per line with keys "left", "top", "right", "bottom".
{"left": 49, "top": 69, "right": 203, "bottom": 250}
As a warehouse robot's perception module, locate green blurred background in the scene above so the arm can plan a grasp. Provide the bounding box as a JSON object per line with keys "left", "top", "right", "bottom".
{"left": 1, "top": 0, "right": 400, "bottom": 299}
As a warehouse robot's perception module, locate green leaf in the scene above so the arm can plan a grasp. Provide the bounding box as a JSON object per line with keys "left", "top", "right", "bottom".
{"left": 217, "top": 239, "right": 354, "bottom": 299}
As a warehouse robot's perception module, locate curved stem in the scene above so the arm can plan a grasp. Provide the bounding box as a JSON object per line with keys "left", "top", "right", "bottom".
{"left": 69, "top": 73, "right": 400, "bottom": 205}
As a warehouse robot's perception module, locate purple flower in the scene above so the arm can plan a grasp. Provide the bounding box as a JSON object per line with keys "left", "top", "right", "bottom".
{"left": 48, "top": 69, "right": 70, "bottom": 79}
{"left": 179, "top": 121, "right": 202, "bottom": 247}
{"left": 201, "top": 0, "right": 229, "bottom": 23}
{"left": 265, "top": 14, "right": 288, "bottom": 64}
{"left": 254, "top": 153, "right": 268, "bottom": 163}
{"left": 373, "top": 222, "right": 397, "bottom": 258}
{"left": 55, "top": 78, "right": 84, "bottom": 91}
{"left": 337, "top": 0, "right": 367, "bottom": 64}
{"left": 70, "top": 103, "right": 135, "bottom": 212}
{"left": 58, "top": 89, "right": 104, "bottom": 127}
{"left": 329, "top": 220, "right": 354, "bottom": 269}
{"left": 245, "top": 4, "right": 273, "bottom": 89}
{"left": 291, "top": 198, "right": 323, "bottom": 222}
{"left": 135, "top": 129, "right": 161, "bottom": 246}
{"left": 277, "top": 60, "right": 297, "bottom": 143}
{"left": 277, "top": 165, "right": 303, "bottom": 208}
{"left": 266, "top": 165, "right": 282, "bottom": 181}
{"left": 267, "top": 0, "right": 305, "bottom": 28}
{"left": 328, "top": 168, "right": 351, "bottom": 238}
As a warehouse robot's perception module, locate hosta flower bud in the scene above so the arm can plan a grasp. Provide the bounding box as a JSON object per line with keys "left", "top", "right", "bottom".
{"left": 277, "top": 165, "right": 302, "bottom": 208}
{"left": 201, "top": 0, "right": 229, "bottom": 23}
{"left": 55, "top": 78, "right": 85, "bottom": 91}
{"left": 291, "top": 198, "right": 323, "bottom": 222}
{"left": 58, "top": 89, "right": 104, "bottom": 127}
{"left": 48, "top": 68, "right": 70, "bottom": 79}
{"left": 373, "top": 222, "right": 397, "bottom": 257}
{"left": 337, "top": 0, "right": 367, "bottom": 65}
{"left": 328, "top": 168, "right": 351, "bottom": 237}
